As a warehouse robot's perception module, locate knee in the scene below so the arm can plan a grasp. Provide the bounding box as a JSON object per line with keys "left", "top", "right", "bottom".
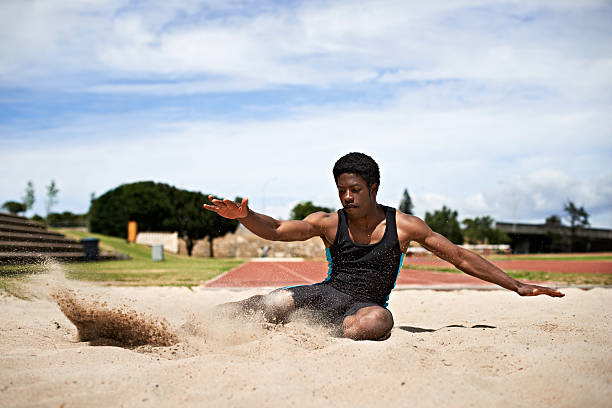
{"left": 361, "top": 308, "right": 394, "bottom": 336}
{"left": 368, "top": 308, "right": 394, "bottom": 328}
{"left": 262, "top": 290, "right": 295, "bottom": 323}
{"left": 343, "top": 308, "right": 393, "bottom": 340}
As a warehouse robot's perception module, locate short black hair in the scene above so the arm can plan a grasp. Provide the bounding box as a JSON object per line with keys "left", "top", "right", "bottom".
{"left": 333, "top": 152, "right": 380, "bottom": 188}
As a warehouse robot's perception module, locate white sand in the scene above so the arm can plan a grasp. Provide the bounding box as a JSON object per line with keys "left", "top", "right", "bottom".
{"left": 0, "top": 275, "right": 610, "bottom": 407}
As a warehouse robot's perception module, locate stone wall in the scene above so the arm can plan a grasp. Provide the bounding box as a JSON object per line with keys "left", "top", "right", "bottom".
{"left": 178, "top": 225, "right": 326, "bottom": 259}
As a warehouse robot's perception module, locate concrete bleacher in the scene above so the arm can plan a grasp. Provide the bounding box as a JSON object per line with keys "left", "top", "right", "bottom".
{"left": 0, "top": 212, "right": 109, "bottom": 265}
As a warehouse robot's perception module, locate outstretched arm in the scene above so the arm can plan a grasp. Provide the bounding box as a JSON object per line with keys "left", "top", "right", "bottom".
{"left": 400, "top": 214, "right": 564, "bottom": 297}
{"left": 203, "top": 196, "right": 330, "bottom": 242}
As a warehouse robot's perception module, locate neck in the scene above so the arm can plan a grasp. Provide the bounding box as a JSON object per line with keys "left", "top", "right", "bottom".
{"left": 347, "top": 202, "right": 384, "bottom": 229}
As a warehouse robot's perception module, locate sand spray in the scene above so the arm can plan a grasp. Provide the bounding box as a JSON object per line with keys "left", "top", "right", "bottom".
{"left": 23, "top": 259, "right": 179, "bottom": 347}
{"left": 20, "top": 259, "right": 338, "bottom": 355}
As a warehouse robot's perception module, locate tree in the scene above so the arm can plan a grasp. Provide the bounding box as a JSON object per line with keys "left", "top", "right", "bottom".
{"left": 290, "top": 201, "right": 333, "bottom": 220}
{"left": 424, "top": 205, "right": 463, "bottom": 244}
{"left": 47, "top": 211, "right": 88, "bottom": 227}
{"left": 462, "top": 216, "right": 510, "bottom": 244}
{"left": 202, "top": 196, "right": 242, "bottom": 257}
{"left": 169, "top": 189, "right": 239, "bottom": 257}
{"left": 45, "top": 180, "right": 59, "bottom": 218}
{"left": 89, "top": 181, "right": 239, "bottom": 257}
{"left": 543, "top": 214, "right": 565, "bottom": 252}
{"left": 2, "top": 201, "right": 27, "bottom": 215}
{"left": 31, "top": 214, "right": 45, "bottom": 223}
{"left": 90, "top": 181, "right": 177, "bottom": 238}
{"left": 563, "top": 201, "right": 589, "bottom": 228}
{"left": 545, "top": 215, "right": 562, "bottom": 226}
{"left": 22, "top": 180, "right": 35, "bottom": 212}
{"left": 399, "top": 188, "right": 414, "bottom": 215}
{"left": 563, "top": 200, "right": 589, "bottom": 252}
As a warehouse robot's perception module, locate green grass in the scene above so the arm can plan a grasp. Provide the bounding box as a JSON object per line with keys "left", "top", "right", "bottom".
{"left": 487, "top": 254, "right": 612, "bottom": 261}
{"left": 0, "top": 270, "right": 36, "bottom": 300}
{"left": 0, "top": 229, "right": 246, "bottom": 288}
{"left": 404, "top": 264, "right": 459, "bottom": 273}
{"left": 502, "top": 270, "right": 612, "bottom": 285}
{"left": 402, "top": 263, "right": 612, "bottom": 285}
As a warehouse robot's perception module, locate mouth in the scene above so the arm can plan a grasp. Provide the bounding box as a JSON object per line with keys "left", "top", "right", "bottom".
{"left": 343, "top": 204, "right": 357, "bottom": 209}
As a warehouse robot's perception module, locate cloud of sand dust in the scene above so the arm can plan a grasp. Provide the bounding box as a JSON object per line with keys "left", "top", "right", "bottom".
{"left": 180, "top": 307, "right": 337, "bottom": 354}
{"left": 24, "top": 260, "right": 179, "bottom": 348}
{"left": 51, "top": 287, "right": 179, "bottom": 347}
{"left": 22, "top": 260, "right": 341, "bottom": 355}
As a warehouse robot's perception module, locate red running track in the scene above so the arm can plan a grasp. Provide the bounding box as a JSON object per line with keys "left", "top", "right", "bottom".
{"left": 205, "top": 259, "right": 603, "bottom": 288}
{"left": 206, "top": 261, "right": 330, "bottom": 288}
{"left": 404, "top": 257, "right": 612, "bottom": 274}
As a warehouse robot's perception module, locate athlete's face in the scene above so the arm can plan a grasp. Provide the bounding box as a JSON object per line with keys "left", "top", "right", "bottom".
{"left": 336, "top": 173, "right": 378, "bottom": 216}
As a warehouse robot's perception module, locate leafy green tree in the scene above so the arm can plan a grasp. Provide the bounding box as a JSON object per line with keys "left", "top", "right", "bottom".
{"left": 564, "top": 200, "right": 589, "bottom": 252}
{"left": 31, "top": 214, "right": 45, "bottom": 223}
{"left": 89, "top": 181, "right": 174, "bottom": 238}
{"left": 290, "top": 201, "right": 333, "bottom": 220}
{"left": 203, "top": 196, "right": 242, "bottom": 257}
{"left": 89, "top": 181, "right": 239, "bottom": 257}
{"left": 168, "top": 189, "right": 239, "bottom": 257}
{"left": 22, "top": 181, "right": 35, "bottom": 212}
{"left": 399, "top": 188, "right": 414, "bottom": 215}
{"left": 563, "top": 201, "right": 589, "bottom": 228}
{"left": 2, "top": 201, "right": 27, "bottom": 215}
{"left": 47, "top": 211, "right": 88, "bottom": 227}
{"left": 544, "top": 214, "right": 565, "bottom": 252}
{"left": 424, "top": 205, "right": 463, "bottom": 244}
{"left": 545, "top": 215, "right": 562, "bottom": 226}
{"left": 45, "top": 180, "right": 59, "bottom": 219}
{"left": 462, "top": 216, "right": 510, "bottom": 244}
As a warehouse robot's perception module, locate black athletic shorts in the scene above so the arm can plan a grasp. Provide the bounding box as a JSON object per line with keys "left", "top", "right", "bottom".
{"left": 280, "top": 283, "right": 382, "bottom": 328}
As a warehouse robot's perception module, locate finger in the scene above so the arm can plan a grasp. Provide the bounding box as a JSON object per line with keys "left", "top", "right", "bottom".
{"left": 240, "top": 198, "right": 249, "bottom": 216}
{"left": 549, "top": 289, "right": 565, "bottom": 297}
{"left": 533, "top": 287, "right": 565, "bottom": 297}
{"left": 210, "top": 197, "right": 227, "bottom": 208}
{"left": 203, "top": 203, "right": 220, "bottom": 212}
{"left": 223, "top": 199, "right": 237, "bottom": 207}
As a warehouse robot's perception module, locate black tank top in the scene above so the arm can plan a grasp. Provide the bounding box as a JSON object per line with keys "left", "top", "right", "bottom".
{"left": 323, "top": 205, "right": 405, "bottom": 307}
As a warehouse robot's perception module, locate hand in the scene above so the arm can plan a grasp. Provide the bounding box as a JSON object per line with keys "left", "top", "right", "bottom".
{"left": 203, "top": 196, "right": 249, "bottom": 219}
{"left": 517, "top": 282, "right": 565, "bottom": 298}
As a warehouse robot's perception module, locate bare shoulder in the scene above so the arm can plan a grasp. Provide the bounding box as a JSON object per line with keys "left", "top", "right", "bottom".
{"left": 395, "top": 210, "right": 432, "bottom": 244}
{"left": 302, "top": 211, "right": 338, "bottom": 246}
{"left": 303, "top": 210, "right": 338, "bottom": 228}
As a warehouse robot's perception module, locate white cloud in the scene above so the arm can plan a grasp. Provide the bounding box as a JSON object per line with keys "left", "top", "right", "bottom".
{"left": 2, "top": 99, "right": 611, "bottom": 226}
{"left": 2, "top": 0, "right": 611, "bottom": 97}
{"left": 1, "top": 0, "right": 611, "bottom": 229}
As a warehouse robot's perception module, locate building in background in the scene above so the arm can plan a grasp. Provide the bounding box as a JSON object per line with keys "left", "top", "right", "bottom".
{"left": 495, "top": 222, "right": 612, "bottom": 253}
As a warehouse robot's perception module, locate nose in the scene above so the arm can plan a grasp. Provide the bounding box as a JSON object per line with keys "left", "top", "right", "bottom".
{"left": 343, "top": 190, "right": 353, "bottom": 202}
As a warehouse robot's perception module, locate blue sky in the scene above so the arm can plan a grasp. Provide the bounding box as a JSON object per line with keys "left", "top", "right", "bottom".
{"left": 1, "top": 0, "right": 611, "bottom": 228}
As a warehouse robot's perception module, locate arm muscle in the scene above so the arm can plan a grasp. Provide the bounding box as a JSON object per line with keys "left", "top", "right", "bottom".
{"left": 240, "top": 210, "right": 330, "bottom": 242}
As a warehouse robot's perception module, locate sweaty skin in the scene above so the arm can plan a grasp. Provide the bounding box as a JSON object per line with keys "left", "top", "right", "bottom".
{"left": 204, "top": 172, "right": 563, "bottom": 339}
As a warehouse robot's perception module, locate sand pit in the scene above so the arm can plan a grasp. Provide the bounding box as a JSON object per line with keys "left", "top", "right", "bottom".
{"left": 0, "top": 272, "right": 610, "bottom": 407}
